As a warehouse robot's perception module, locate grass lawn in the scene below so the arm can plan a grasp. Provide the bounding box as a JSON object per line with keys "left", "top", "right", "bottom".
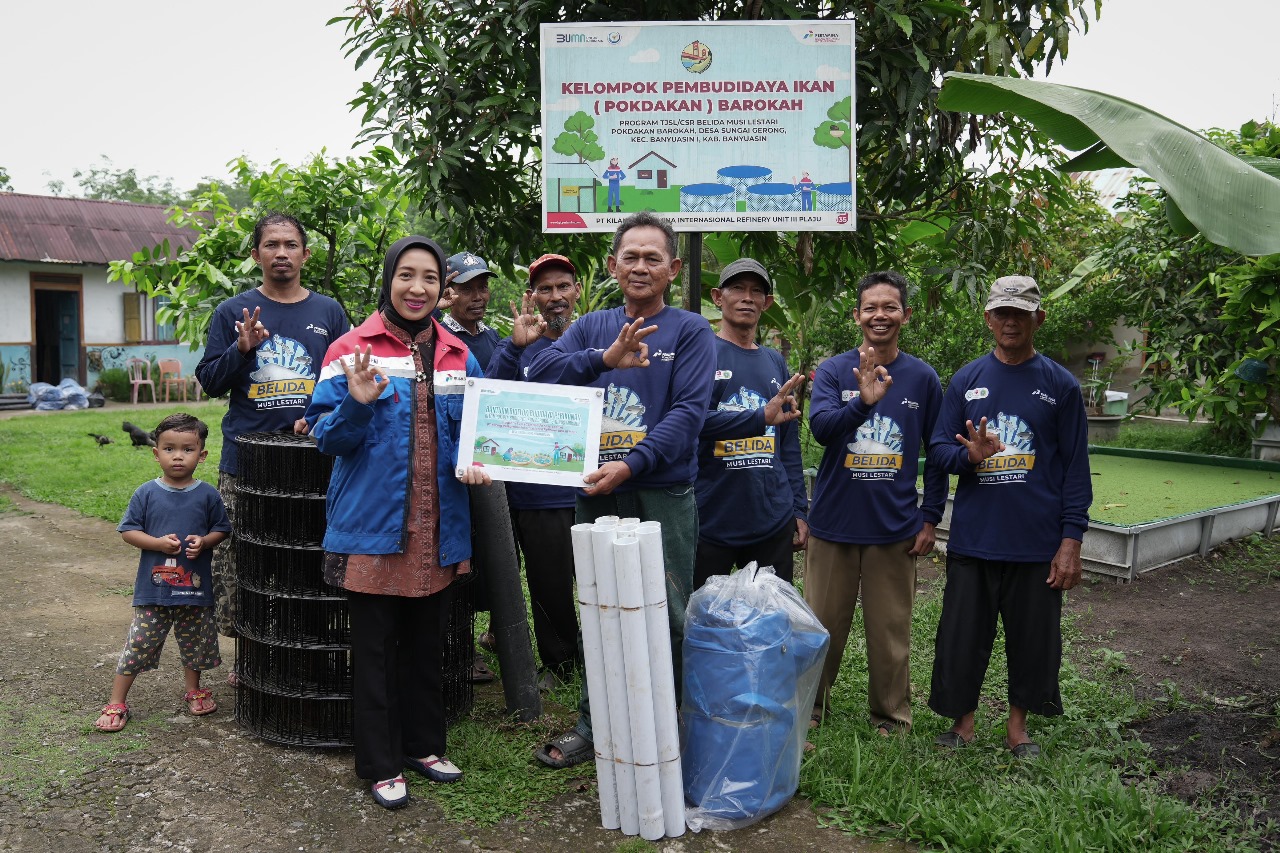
{"left": 0, "top": 402, "right": 1273, "bottom": 848}
{"left": 0, "top": 401, "right": 229, "bottom": 521}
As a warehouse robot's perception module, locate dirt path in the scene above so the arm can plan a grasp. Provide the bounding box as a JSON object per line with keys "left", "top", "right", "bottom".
{"left": 1, "top": 484, "right": 1276, "bottom": 851}
{"left": 1066, "top": 546, "right": 1280, "bottom": 838}
{"left": 0, "top": 488, "right": 899, "bottom": 853}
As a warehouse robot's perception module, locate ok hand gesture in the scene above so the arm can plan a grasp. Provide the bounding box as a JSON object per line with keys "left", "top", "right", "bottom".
{"left": 510, "top": 293, "right": 547, "bottom": 348}
{"left": 852, "top": 345, "right": 892, "bottom": 406}
{"left": 340, "top": 345, "right": 389, "bottom": 405}
{"left": 235, "top": 306, "right": 270, "bottom": 354}
{"left": 957, "top": 416, "right": 1005, "bottom": 464}
{"left": 763, "top": 373, "right": 805, "bottom": 426}
{"left": 602, "top": 316, "right": 658, "bottom": 370}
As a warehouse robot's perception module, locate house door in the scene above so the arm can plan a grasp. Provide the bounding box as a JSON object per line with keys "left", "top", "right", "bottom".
{"left": 657, "top": 170, "right": 668, "bottom": 189}
{"left": 33, "top": 289, "right": 82, "bottom": 384}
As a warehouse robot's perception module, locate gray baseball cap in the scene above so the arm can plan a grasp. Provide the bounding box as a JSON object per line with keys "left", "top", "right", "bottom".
{"left": 446, "top": 251, "right": 495, "bottom": 284}
{"left": 717, "top": 257, "right": 772, "bottom": 293}
{"left": 985, "top": 275, "right": 1042, "bottom": 312}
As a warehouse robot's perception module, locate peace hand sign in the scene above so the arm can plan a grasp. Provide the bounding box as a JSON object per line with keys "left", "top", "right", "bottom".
{"left": 340, "top": 345, "right": 389, "bottom": 405}
{"left": 235, "top": 306, "right": 270, "bottom": 354}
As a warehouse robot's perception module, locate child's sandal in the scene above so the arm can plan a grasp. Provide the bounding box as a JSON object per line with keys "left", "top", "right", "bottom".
{"left": 183, "top": 688, "right": 217, "bottom": 717}
{"left": 94, "top": 703, "right": 129, "bottom": 732}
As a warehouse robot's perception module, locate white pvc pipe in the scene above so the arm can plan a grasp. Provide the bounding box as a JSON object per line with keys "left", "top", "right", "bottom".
{"left": 613, "top": 534, "right": 664, "bottom": 840}
{"left": 592, "top": 521, "right": 639, "bottom": 836}
{"left": 636, "top": 520, "right": 686, "bottom": 838}
{"left": 571, "top": 522, "right": 618, "bottom": 830}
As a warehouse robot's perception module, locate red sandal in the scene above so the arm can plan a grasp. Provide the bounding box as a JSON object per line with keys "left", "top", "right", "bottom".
{"left": 94, "top": 703, "right": 129, "bottom": 732}
{"left": 183, "top": 688, "right": 218, "bottom": 716}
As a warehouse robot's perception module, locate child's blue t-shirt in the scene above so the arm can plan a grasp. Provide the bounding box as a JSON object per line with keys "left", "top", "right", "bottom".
{"left": 118, "top": 479, "right": 232, "bottom": 607}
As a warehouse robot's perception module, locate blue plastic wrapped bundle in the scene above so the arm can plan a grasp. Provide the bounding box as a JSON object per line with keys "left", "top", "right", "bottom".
{"left": 681, "top": 564, "right": 829, "bottom": 831}
{"left": 27, "top": 382, "right": 61, "bottom": 410}
{"left": 58, "top": 378, "right": 90, "bottom": 410}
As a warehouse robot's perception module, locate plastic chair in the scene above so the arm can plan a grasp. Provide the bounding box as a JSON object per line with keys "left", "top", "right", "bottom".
{"left": 158, "top": 358, "right": 187, "bottom": 403}
{"left": 126, "top": 357, "right": 156, "bottom": 404}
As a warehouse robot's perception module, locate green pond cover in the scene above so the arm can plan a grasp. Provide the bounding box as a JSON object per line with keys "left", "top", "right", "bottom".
{"left": 917, "top": 452, "right": 1280, "bottom": 526}
{"left": 1087, "top": 454, "right": 1279, "bottom": 525}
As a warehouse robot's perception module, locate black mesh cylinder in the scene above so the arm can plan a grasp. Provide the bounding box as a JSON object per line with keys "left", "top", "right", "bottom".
{"left": 231, "top": 431, "right": 474, "bottom": 746}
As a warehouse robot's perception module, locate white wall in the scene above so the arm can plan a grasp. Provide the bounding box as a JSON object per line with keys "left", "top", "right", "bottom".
{"left": 0, "top": 260, "right": 131, "bottom": 344}
{"left": 0, "top": 263, "right": 32, "bottom": 343}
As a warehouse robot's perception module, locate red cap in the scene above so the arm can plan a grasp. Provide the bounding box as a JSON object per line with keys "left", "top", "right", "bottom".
{"left": 528, "top": 253, "right": 576, "bottom": 284}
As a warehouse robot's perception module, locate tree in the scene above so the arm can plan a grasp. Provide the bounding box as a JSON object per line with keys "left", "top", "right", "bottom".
{"left": 940, "top": 73, "right": 1280, "bottom": 433}
{"left": 551, "top": 111, "right": 606, "bottom": 165}
{"left": 332, "top": 0, "right": 1098, "bottom": 283}
{"left": 71, "top": 156, "right": 184, "bottom": 206}
{"left": 0, "top": 167, "right": 11, "bottom": 192}
{"left": 109, "top": 149, "right": 415, "bottom": 347}
{"left": 812, "top": 96, "right": 852, "bottom": 150}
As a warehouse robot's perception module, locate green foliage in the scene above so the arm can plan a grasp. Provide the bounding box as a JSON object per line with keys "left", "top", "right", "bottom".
{"left": 108, "top": 151, "right": 414, "bottom": 348}
{"left": 94, "top": 367, "right": 133, "bottom": 403}
{"left": 939, "top": 73, "right": 1280, "bottom": 257}
{"left": 333, "top": 0, "right": 1096, "bottom": 281}
{"left": 0, "top": 402, "right": 228, "bottom": 522}
{"left": 70, "top": 156, "right": 184, "bottom": 206}
{"left": 1070, "top": 123, "right": 1280, "bottom": 440}
{"left": 0, "top": 166, "right": 11, "bottom": 192}
{"left": 1091, "top": 419, "right": 1252, "bottom": 459}
{"left": 812, "top": 96, "right": 853, "bottom": 150}
{"left": 551, "top": 111, "right": 606, "bottom": 164}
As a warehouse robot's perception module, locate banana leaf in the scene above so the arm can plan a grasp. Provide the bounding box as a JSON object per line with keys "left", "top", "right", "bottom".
{"left": 938, "top": 72, "right": 1280, "bottom": 257}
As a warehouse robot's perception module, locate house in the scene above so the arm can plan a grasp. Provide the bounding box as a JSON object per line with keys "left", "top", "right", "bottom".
{"left": 0, "top": 193, "right": 198, "bottom": 391}
{"left": 476, "top": 437, "right": 501, "bottom": 456}
{"left": 628, "top": 151, "right": 677, "bottom": 191}
{"left": 546, "top": 162, "right": 600, "bottom": 213}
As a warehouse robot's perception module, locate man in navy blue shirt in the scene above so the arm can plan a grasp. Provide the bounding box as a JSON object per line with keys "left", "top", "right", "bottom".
{"left": 196, "top": 214, "right": 349, "bottom": 645}
{"left": 694, "top": 257, "right": 807, "bottom": 588}
{"left": 805, "top": 270, "right": 945, "bottom": 736}
{"left": 927, "top": 275, "right": 1091, "bottom": 758}
{"left": 442, "top": 251, "right": 501, "bottom": 370}
{"left": 527, "top": 212, "right": 715, "bottom": 768}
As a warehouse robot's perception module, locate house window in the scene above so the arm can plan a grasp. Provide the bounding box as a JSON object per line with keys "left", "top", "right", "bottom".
{"left": 154, "top": 295, "right": 176, "bottom": 342}
{"left": 637, "top": 170, "right": 653, "bottom": 180}
{"left": 123, "top": 292, "right": 178, "bottom": 343}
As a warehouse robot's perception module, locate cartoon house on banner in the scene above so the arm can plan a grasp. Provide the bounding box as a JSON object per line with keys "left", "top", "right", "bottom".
{"left": 0, "top": 193, "right": 200, "bottom": 392}
{"left": 629, "top": 151, "right": 677, "bottom": 190}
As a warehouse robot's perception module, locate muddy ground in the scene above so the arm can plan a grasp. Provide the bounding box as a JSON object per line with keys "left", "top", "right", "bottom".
{"left": 0, "top": 485, "right": 1276, "bottom": 852}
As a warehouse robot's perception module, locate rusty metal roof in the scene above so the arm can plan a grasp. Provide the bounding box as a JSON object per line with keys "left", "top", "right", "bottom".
{"left": 0, "top": 192, "right": 197, "bottom": 265}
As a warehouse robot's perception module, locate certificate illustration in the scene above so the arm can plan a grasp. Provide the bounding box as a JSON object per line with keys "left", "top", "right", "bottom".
{"left": 457, "top": 378, "right": 604, "bottom": 487}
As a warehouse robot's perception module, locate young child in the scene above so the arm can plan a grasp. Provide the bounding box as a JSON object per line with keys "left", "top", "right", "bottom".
{"left": 94, "top": 413, "right": 232, "bottom": 732}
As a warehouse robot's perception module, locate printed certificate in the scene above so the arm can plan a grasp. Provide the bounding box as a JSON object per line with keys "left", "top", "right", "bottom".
{"left": 457, "top": 378, "right": 603, "bottom": 487}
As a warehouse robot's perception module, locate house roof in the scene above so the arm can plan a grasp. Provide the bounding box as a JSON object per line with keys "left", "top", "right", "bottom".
{"left": 628, "top": 151, "right": 677, "bottom": 170}
{"left": 0, "top": 193, "right": 197, "bottom": 265}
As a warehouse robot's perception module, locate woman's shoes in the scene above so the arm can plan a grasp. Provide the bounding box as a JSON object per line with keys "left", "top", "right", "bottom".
{"left": 404, "top": 754, "right": 463, "bottom": 783}
{"left": 371, "top": 775, "right": 409, "bottom": 809}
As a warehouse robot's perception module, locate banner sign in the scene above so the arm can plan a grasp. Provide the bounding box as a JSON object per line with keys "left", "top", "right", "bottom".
{"left": 540, "top": 20, "right": 855, "bottom": 233}
{"left": 457, "top": 378, "right": 603, "bottom": 487}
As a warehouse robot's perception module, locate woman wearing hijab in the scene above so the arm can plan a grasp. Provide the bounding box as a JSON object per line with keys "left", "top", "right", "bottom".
{"left": 306, "top": 236, "right": 490, "bottom": 809}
